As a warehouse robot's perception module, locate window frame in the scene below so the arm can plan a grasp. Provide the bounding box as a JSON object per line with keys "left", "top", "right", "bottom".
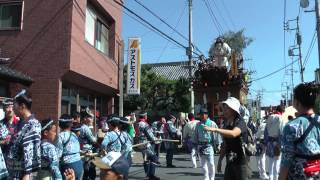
{"left": 0, "top": 1, "right": 24, "bottom": 31}
{"left": 85, "top": 3, "right": 112, "bottom": 58}
{"left": 95, "top": 18, "right": 110, "bottom": 55}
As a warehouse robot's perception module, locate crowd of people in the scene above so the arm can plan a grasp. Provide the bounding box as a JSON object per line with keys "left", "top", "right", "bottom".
{"left": 0, "top": 81, "right": 318, "bottom": 180}
{"left": 180, "top": 81, "right": 320, "bottom": 180}
{"left": 0, "top": 90, "right": 131, "bottom": 180}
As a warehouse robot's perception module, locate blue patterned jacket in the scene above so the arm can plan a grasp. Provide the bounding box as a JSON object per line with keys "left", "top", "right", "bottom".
{"left": 57, "top": 131, "right": 81, "bottom": 165}
{"left": 7, "top": 115, "right": 41, "bottom": 177}
{"left": 281, "top": 114, "right": 320, "bottom": 179}
{"left": 41, "top": 141, "right": 62, "bottom": 180}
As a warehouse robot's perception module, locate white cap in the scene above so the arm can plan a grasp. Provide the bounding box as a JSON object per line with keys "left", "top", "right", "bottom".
{"left": 101, "top": 151, "right": 122, "bottom": 167}
{"left": 222, "top": 97, "right": 241, "bottom": 115}
{"left": 92, "top": 151, "right": 122, "bottom": 170}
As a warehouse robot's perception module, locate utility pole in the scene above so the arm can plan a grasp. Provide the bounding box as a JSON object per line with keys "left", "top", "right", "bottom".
{"left": 188, "top": 0, "right": 194, "bottom": 113}
{"left": 316, "top": 0, "right": 320, "bottom": 68}
{"left": 290, "top": 61, "right": 295, "bottom": 104}
{"left": 256, "top": 89, "right": 264, "bottom": 119}
{"left": 287, "top": 17, "right": 304, "bottom": 82}
{"left": 296, "top": 16, "right": 304, "bottom": 82}
{"left": 301, "top": 0, "right": 320, "bottom": 82}
{"left": 315, "top": 0, "right": 320, "bottom": 82}
{"left": 281, "top": 82, "right": 289, "bottom": 107}
{"left": 119, "top": 41, "right": 124, "bottom": 116}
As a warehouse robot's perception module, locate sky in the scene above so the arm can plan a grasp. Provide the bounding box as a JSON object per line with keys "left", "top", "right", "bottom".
{"left": 120, "top": 0, "right": 318, "bottom": 106}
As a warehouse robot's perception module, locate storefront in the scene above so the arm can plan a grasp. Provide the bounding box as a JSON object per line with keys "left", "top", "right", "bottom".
{"left": 61, "top": 83, "right": 115, "bottom": 118}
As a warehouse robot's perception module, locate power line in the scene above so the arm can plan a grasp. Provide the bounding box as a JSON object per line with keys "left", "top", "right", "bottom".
{"left": 217, "top": 0, "right": 236, "bottom": 30}
{"left": 303, "top": 30, "right": 317, "bottom": 67}
{"left": 250, "top": 59, "right": 299, "bottom": 83}
{"left": 210, "top": 0, "right": 231, "bottom": 31}
{"left": 202, "top": 0, "right": 223, "bottom": 35}
{"left": 156, "top": 4, "right": 187, "bottom": 62}
{"left": 109, "top": 2, "right": 176, "bottom": 47}
{"left": 251, "top": 89, "right": 285, "bottom": 93}
{"left": 112, "top": 0, "right": 202, "bottom": 57}
{"left": 205, "top": 0, "right": 224, "bottom": 34}
{"left": 133, "top": 0, "right": 204, "bottom": 56}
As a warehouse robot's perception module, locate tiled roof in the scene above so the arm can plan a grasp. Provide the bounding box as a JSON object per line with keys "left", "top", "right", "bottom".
{"left": 144, "top": 61, "right": 196, "bottom": 80}
{"left": 0, "top": 65, "right": 33, "bottom": 86}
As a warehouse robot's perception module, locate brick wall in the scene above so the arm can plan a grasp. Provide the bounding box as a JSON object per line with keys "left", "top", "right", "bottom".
{"left": 69, "top": 0, "right": 122, "bottom": 90}
{"left": 0, "top": 0, "right": 122, "bottom": 119}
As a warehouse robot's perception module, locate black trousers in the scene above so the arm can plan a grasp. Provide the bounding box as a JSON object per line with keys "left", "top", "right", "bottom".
{"left": 166, "top": 148, "right": 174, "bottom": 165}
{"left": 224, "top": 162, "right": 249, "bottom": 180}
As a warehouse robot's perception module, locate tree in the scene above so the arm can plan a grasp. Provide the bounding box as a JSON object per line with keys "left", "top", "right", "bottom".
{"left": 123, "top": 65, "right": 190, "bottom": 118}
{"left": 209, "top": 29, "right": 253, "bottom": 57}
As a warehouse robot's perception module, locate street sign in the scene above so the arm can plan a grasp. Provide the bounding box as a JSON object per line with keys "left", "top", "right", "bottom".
{"left": 127, "top": 38, "right": 141, "bottom": 95}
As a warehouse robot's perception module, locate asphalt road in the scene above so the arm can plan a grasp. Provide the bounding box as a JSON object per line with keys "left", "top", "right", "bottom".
{"left": 128, "top": 152, "right": 263, "bottom": 180}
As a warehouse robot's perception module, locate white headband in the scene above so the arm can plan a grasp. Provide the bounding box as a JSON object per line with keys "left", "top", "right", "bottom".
{"left": 42, "top": 120, "right": 54, "bottom": 131}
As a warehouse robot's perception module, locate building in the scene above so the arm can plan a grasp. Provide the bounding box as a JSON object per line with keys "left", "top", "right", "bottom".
{"left": 146, "top": 61, "right": 191, "bottom": 80}
{"left": 0, "top": 62, "right": 33, "bottom": 119}
{"left": 0, "top": 64, "right": 33, "bottom": 98}
{"left": 0, "top": 0, "right": 123, "bottom": 119}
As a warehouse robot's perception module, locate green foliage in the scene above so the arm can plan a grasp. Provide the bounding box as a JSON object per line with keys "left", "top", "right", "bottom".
{"left": 209, "top": 29, "right": 253, "bottom": 57}
{"left": 123, "top": 65, "right": 190, "bottom": 117}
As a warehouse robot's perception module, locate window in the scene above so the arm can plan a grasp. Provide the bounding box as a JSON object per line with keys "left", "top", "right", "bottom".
{"left": 95, "top": 20, "right": 109, "bottom": 55}
{"left": 0, "top": 2, "right": 23, "bottom": 30}
{"left": 85, "top": 4, "right": 111, "bottom": 57}
{"left": 85, "top": 7, "right": 95, "bottom": 45}
{"left": 61, "top": 100, "right": 69, "bottom": 115}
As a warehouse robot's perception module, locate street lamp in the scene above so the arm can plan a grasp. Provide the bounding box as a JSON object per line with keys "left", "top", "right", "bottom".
{"left": 300, "top": 0, "right": 310, "bottom": 8}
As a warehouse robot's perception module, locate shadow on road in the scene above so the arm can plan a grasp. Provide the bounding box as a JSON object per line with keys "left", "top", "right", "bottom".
{"left": 131, "top": 164, "right": 143, "bottom": 167}
{"left": 128, "top": 177, "right": 145, "bottom": 180}
{"left": 174, "top": 157, "right": 190, "bottom": 161}
{"left": 166, "top": 172, "right": 203, "bottom": 176}
{"left": 158, "top": 166, "right": 191, "bottom": 169}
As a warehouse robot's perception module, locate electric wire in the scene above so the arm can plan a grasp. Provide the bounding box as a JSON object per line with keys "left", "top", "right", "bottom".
{"left": 112, "top": 0, "right": 202, "bottom": 57}
{"left": 156, "top": 4, "right": 187, "bottom": 63}
{"left": 202, "top": 0, "right": 223, "bottom": 35}
{"left": 303, "top": 30, "right": 316, "bottom": 67}
{"left": 218, "top": 0, "right": 236, "bottom": 29}
{"left": 205, "top": 0, "right": 224, "bottom": 34}
{"left": 249, "top": 59, "right": 299, "bottom": 83}
{"left": 281, "top": 0, "right": 288, "bottom": 96}
{"left": 210, "top": 0, "right": 231, "bottom": 31}
{"left": 133, "top": 0, "right": 205, "bottom": 56}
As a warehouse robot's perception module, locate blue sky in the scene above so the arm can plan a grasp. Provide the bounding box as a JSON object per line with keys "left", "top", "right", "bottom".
{"left": 121, "top": 0, "right": 318, "bottom": 106}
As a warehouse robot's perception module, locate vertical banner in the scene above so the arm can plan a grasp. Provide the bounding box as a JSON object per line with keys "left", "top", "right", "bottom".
{"left": 127, "top": 38, "right": 141, "bottom": 95}
{"left": 231, "top": 52, "right": 238, "bottom": 76}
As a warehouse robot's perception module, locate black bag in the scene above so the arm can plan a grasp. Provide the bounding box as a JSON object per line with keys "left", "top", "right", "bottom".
{"left": 242, "top": 124, "right": 256, "bottom": 156}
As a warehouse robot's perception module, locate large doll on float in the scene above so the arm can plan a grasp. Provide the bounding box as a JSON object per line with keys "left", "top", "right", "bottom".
{"left": 212, "top": 37, "right": 232, "bottom": 72}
